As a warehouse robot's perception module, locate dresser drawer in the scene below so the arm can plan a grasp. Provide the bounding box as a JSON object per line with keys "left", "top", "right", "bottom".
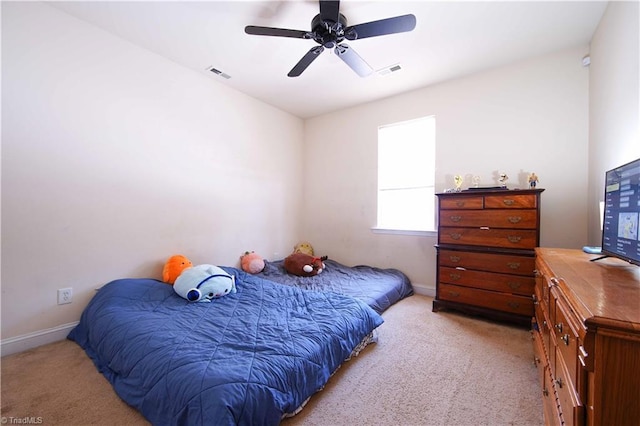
{"left": 553, "top": 295, "right": 579, "bottom": 388}
{"left": 439, "top": 227, "right": 538, "bottom": 249}
{"left": 555, "top": 354, "right": 584, "bottom": 426}
{"left": 439, "top": 196, "right": 484, "bottom": 209}
{"left": 438, "top": 283, "right": 534, "bottom": 316}
{"left": 533, "top": 279, "right": 543, "bottom": 315}
{"left": 534, "top": 285, "right": 551, "bottom": 356}
{"left": 535, "top": 259, "right": 553, "bottom": 314}
{"left": 439, "top": 266, "right": 535, "bottom": 296}
{"left": 543, "top": 366, "right": 563, "bottom": 426}
{"left": 532, "top": 325, "right": 546, "bottom": 386}
{"left": 439, "top": 209, "right": 538, "bottom": 229}
{"left": 485, "top": 194, "right": 538, "bottom": 209}
{"left": 439, "top": 249, "right": 535, "bottom": 276}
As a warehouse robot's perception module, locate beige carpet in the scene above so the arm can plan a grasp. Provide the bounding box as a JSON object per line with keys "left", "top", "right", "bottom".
{"left": 1, "top": 295, "right": 543, "bottom": 425}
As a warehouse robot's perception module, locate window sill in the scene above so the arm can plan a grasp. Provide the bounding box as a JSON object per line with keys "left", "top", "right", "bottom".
{"left": 371, "top": 228, "right": 437, "bottom": 237}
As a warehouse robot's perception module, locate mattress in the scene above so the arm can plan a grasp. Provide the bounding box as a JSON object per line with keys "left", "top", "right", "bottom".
{"left": 257, "top": 258, "right": 414, "bottom": 313}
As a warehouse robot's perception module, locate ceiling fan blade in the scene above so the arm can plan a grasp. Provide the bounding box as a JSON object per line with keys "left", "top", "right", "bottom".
{"left": 288, "top": 46, "right": 325, "bottom": 77}
{"left": 335, "top": 44, "right": 373, "bottom": 77}
{"left": 319, "top": 0, "right": 340, "bottom": 24}
{"left": 345, "top": 14, "right": 416, "bottom": 40}
{"left": 245, "top": 26, "right": 309, "bottom": 39}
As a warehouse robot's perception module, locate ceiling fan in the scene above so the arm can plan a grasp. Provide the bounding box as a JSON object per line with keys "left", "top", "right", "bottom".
{"left": 245, "top": 0, "right": 416, "bottom": 77}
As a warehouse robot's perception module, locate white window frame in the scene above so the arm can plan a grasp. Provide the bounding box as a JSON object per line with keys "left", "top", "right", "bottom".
{"left": 373, "top": 116, "right": 436, "bottom": 236}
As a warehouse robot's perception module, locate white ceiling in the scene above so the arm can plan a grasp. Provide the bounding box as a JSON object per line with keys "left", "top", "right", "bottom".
{"left": 49, "top": 1, "right": 608, "bottom": 119}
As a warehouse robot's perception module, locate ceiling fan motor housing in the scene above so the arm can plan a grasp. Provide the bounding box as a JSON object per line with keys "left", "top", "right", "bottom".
{"left": 311, "top": 13, "right": 350, "bottom": 48}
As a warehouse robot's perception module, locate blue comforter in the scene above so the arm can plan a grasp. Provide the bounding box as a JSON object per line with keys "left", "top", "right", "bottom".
{"left": 68, "top": 268, "right": 383, "bottom": 426}
{"left": 258, "top": 259, "right": 414, "bottom": 313}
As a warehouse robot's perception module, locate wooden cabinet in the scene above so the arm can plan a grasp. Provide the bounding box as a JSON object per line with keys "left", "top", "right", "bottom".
{"left": 532, "top": 248, "right": 640, "bottom": 425}
{"left": 433, "top": 188, "right": 544, "bottom": 326}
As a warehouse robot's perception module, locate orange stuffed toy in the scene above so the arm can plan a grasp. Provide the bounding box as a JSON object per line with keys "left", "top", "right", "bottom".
{"left": 240, "top": 251, "right": 265, "bottom": 274}
{"left": 162, "top": 254, "right": 193, "bottom": 284}
{"left": 284, "top": 253, "right": 327, "bottom": 277}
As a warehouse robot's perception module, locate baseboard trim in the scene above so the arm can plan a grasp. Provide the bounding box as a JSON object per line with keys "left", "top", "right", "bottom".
{"left": 411, "top": 282, "right": 435, "bottom": 298}
{"left": 1, "top": 321, "right": 79, "bottom": 357}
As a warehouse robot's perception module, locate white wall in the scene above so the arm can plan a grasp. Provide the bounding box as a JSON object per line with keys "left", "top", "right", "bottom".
{"left": 303, "top": 46, "right": 590, "bottom": 292}
{"left": 587, "top": 1, "right": 640, "bottom": 245}
{"left": 1, "top": 2, "right": 304, "bottom": 348}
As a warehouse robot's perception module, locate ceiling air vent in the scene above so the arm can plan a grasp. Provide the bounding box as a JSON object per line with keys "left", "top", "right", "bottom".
{"left": 207, "top": 66, "right": 231, "bottom": 79}
{"left": 377, "top": 64, "right": 402, "bottom": 76}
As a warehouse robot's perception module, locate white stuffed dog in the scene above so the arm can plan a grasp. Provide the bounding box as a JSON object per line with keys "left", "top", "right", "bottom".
{"left": 173, "top": 264, "right": 236, "bottom": 302}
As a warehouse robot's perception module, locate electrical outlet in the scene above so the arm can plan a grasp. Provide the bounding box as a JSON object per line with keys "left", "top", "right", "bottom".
{"left": 57, "top": 288, "right": 73, "bottom": 305}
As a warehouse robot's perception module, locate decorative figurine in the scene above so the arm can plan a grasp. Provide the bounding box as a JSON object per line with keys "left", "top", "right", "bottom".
{"left": 454, "top": 174, "right": 464, "bottom": 191}
{"left": 528, "top": 172, "right": 539, "bottom": 188}
{"left": 472, "top": 175, "right": 481, "bottom": 188}
{"left": 498, "top": 173, "right": 509, "bottom": 188}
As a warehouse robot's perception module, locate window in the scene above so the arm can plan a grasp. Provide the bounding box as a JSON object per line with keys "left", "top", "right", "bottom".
{"left": 376, "top": 116, "right": 436, "bottom": 233}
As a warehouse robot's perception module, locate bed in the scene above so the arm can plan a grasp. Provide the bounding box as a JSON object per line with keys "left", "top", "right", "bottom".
{"left": 68, "top": 268, "right": 383, "bottom": 426}
{"left": 257, "top": 258, "right": 414, "bottom": 313}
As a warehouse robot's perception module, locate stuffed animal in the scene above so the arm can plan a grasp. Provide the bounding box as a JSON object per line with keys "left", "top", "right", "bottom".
{"left": 293, "top": 241, "right": 314, "bottom": 256}
{"left": 173, "top": 264, "right": 237, "bottom": 302}
{"left": 162, "top": 254, "right": 193, "bottom": 284}
{"left": 240, "top": 251, "right": 265, "bottom": 274}
{"left": 284, "top": 253, "right": 327, "bottom": 277}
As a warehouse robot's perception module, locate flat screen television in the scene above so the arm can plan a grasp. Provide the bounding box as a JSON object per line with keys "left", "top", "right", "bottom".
{"left": 600, "top": 157, "right": 640, "bottom": 266}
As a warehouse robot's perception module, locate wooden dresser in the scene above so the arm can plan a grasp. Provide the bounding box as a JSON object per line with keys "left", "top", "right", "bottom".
{"left": 531, "top": 248, "right": 640, "bottom": 425}
{"left": 433, "top": 188, "right": 544, "bottom": 326}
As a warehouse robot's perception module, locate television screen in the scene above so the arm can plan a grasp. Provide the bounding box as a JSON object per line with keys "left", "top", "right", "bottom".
{"left": 601, "top": 157, "right": 640, "bottom": 266}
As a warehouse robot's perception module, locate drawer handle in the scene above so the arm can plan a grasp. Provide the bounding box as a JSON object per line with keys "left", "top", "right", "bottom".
{"left": 507, "top": 262, "right": 521, "bottom": 270}
{"left": 508, "top": 282, "right": 521, "bottom": 290}
{"left": 450, "top": 215, "right": 462, "bottom": 222}
{"left": 579, "top": 345, "right": 588, "bottom": 358}
{"left": 561, "top": 334, "right": 570, "bottom": 346}
{"left": 455, "top": 201, "right": 465, "bottom": 207}
{"left": 579, "top": 355, "right": 587, "bottom": 368}
{"left": 555, "top": 323, "right": 563, "bottom": 334}
{"left": 579, "top": 346, "right": 588, "bottom": 367}
{"left": 555, "top": 378, "right": 564, "bottom": 388}
{"left": 503, "top": 199, "right": 515, "bottom": 206}
{"left": 550, "top": 277, "right": 560, "bottom": 286}
{"left": 449, "top": 255, "right": 461, "bottom": 263}
{"left": 543, "top": 388, "right": 549, "bottom": 397}
{"left": 508, "top": 216, "right": 522, "bottom": 223}
{"left": 532, "top": 294, "right": 539, "bottom": 305}
{"left": 449, "top": 233, "right": 462, "bottom": 240}
{"left": 507, "top": 235, "right": 522, "bottom": 243}
{"left": 480, "top": 226, "right": 490, "bottom": 230}
{"left": 533, "top": 356, "right": 541, "bottom": 366}
{"left": 449, "top": 273, "right": 461, "bottom": 280}
{"left": 507, "top": 301, "right": 520, "bottom": 309}
{"left": 448, "top": 291, "right": 460, "bottom": 297}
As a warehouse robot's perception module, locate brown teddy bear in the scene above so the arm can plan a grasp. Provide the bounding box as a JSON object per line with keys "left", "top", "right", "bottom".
{"left": 284, "top": 253, "right": 327, "bottom": 277}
